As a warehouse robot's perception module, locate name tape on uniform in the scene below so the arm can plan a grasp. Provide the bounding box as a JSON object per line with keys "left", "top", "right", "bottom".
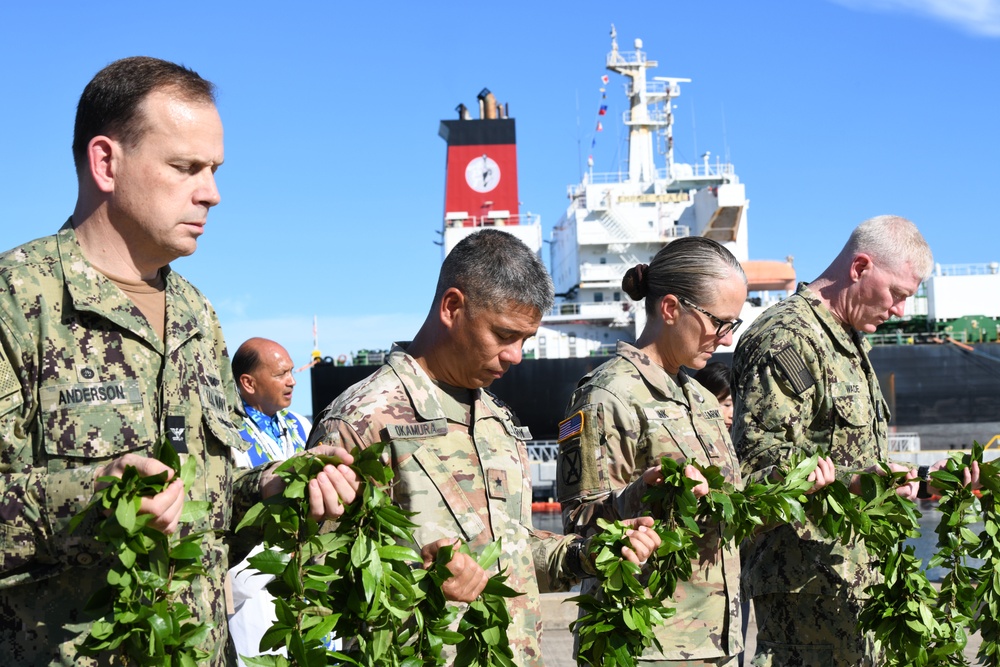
{"left": 40, "top": 379, "right": 142, "bottom": 411}
{"left": 386, "top": 419, "right": 449, "bottom": 439}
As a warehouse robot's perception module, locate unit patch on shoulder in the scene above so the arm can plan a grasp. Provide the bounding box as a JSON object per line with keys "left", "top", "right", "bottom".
{"left": 772, "top": 347, "right": 816, "bottom": 395}
{"left": 558, "top": 411, "right": 584, "bottom": 442}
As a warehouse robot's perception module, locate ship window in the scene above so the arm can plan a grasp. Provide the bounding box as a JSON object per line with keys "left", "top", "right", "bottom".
{"left": 538, "top": 337, "right": 547, "bottom": 359}
{"left": 594, "top": 292, "right": 604, "bottom": 302}
{"left": 568, "top": 333, "right": 577, "bottom": 357}
{"left": 600, "top": 257, "right": 607, "bottom": 264}
{"left": 613, "top": 292, "right": 621, "bottom": 301}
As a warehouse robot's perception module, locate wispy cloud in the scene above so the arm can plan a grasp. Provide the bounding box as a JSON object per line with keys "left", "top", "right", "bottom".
{"left": 830, "top": 0, "right": 1000, "bottom": 37}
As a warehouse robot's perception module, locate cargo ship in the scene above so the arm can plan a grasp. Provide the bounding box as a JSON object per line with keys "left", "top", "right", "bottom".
{"left": 312, "top": 29, "right": 1000, "bottom": 479}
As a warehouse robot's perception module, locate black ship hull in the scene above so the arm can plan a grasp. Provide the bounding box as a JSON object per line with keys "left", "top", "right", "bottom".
{"left": 311, "top": 343, "right": 1000, "bottom": 449}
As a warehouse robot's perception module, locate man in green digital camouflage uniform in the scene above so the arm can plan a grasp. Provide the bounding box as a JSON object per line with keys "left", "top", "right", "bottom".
{"left": 731, "top": 215, "right": 935, "bottom": 667}
{"left": 0, "top": 57, "right": 358, "bottom": 666}
{"left": 307, "top": 229, "right": 660, "bottom": 666}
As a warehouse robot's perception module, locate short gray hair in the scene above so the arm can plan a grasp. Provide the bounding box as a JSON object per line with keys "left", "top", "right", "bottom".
{"left": 435, "top": 229, "right": 554, "bottom": 315}
{"left": 622, "top": 236, "right": 747, "bottom": 316}
{"left": 844, "top": 215, "right": 933, "bottom": 280}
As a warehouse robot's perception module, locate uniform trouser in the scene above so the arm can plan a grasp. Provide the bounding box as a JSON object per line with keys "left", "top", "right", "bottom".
{"left": 749, "top": 592, "right": 876, "bottom": 667}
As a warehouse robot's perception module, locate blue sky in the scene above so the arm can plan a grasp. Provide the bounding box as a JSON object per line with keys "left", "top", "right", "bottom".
{"left": 2, "top": 1, "right": 998, "bottom": 418}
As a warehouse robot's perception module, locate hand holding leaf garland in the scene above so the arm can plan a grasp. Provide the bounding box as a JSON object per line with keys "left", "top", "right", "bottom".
{"left": 449, "top": 539, "right": 523, "bottom": 667}
{"left": 969, "top": 443, "right": 1000, "bottom": 667}
{"left": 572, "top": 453, "right": 836, "bottom": 666}
{"left": 849, "top": 464, "right": 947, "bottom": 667}
{"left": 569, "top": 519, "right": 676, "bottom": 667}
{"left": 68, "top": 439, "right": 212, "bottom": 666}
{"left": 236, "top": 442, "right": 522, "bottom": 667}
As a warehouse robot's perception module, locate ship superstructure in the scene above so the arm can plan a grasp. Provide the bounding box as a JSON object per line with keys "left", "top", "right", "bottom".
{"left": 527, "top": 28, "right": 785, "bottom": 360}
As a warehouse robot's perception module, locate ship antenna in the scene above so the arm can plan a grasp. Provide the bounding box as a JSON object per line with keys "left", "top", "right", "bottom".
{"left": 722, "top": 103, "right": 730, "bottom": 165}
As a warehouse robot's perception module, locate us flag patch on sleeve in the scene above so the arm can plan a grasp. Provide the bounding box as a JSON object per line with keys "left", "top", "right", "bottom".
{"left": 558, "top": 411, "right": 584, "bottom": 442}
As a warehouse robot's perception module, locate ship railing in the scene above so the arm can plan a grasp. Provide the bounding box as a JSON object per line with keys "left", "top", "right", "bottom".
{"left": 545, "top": 301, "right": 631, "bottom": 320}
{"left": 580, "top": 264, "right": 629, "bottom": 282}
{"left": 888, "top": 432, "right": 921, "bottom": 452}
{"left": 534, "top": 435, "right": 922, "bottom": 460}
{"left": 676, "top": 162, "right": 736, "bottom": 178}
{"left": 643, "top": 80, "right": 682, "bottom": 97}
{"left": 527, "top": 441, "right": 559, "bottom": 462}
{"left": 623, "top": 109, "right": 671, "bottom": 125}
{"left": 442, "top": 212, "right": 541, "bottom": 228}
{"left": 933, "top": 262, "right": 1000, "bottom": 276}
{"left": 867, "top": 331, "right": 969, "bottom": 346}
{"left": 606, "top": 49, "right": 648, "bottom": 67}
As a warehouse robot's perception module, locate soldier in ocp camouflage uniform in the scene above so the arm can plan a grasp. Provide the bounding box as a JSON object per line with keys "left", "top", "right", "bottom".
{"left": 557, "top": 237, "right": 837, "bottom": 666}
{"left": 0, "top": 57, "right": 358, "bottom": 666}
{"left": 308, "top": 229, "right": 661, "bottom": 666}
{"left": 731, "top": 215, "right": 958, "bottom": 667}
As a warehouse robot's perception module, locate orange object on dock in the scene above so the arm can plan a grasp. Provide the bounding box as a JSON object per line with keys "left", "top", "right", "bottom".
{"left": 531, "top": 501, "right": 562, "bottom": 513}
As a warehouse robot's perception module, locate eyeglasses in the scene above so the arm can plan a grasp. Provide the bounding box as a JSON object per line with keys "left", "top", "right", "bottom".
{"left": 679, "top": 297, "right": 743, "bottom": 338}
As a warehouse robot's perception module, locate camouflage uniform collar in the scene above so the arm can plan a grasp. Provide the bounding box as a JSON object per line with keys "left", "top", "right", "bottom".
{"left": 793, "top": 282, "right": 871, "bottom": 355}
{"left": 386, "top": 344, "right": 465, "bottom": 423}
{"left": 614, "top": 340, "right": 696, "bottom": 404}
{"left": 57, "top": 222, "right": 204, "bottom": 354}
{"left": 387, "top": 343, "right": 509, "bottom": 425}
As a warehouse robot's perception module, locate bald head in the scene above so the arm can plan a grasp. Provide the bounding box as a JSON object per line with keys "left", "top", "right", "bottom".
{"left": 233, "top": 338, "right": 296, "bottom": 416}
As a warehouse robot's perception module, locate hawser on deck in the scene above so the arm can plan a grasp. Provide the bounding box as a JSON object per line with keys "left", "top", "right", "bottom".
{"left": 311, "top": 30, "right": 1000, "bottom": 499}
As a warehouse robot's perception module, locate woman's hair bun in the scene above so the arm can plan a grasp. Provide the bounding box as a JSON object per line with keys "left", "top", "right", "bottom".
{"left": 622, "top": 263, "right": 649, "bottom": 300}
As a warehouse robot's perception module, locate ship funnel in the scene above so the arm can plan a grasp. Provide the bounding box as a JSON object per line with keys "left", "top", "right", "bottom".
{"left": 455, "top": 103, "right": 471, "bottom": 121}
{"left": 478, "top": 88, "right": 498, "bottom": 120}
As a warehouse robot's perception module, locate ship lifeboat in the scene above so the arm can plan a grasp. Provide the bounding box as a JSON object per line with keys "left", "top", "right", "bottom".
{"left": 742, "top": 260, "right": 796, "bottom": 292}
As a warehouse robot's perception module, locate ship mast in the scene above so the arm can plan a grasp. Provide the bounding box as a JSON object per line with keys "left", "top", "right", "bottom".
{"left": 606, "top": 25, "right": 689, "bottom": 184}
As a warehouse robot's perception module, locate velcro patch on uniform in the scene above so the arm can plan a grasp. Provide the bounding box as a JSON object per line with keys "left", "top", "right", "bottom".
{"left": 558, "top": 411, "right": 584, "bottom": 442}
{"left": 645, "top": 405, "right": 687, "bottom": 421}
{"left": 39, "top": 379, "right": 142, "bottom": 411}
{"left": 0, "top": 349, "right": 22, "bottom": 418}
{"left": 386, "top": 418, "right": 448, "bottom": 439}
{"left": 487, "top": 468, "right": 508, "bottom": 500}
{"left": 772, "top": 347, "right": 816, "bottom": 395}
{"left": 703, "top": 408, "right": 722, "bottom": 420}
{"left": 512, "top": 425, "right": 532, "bottom": 440}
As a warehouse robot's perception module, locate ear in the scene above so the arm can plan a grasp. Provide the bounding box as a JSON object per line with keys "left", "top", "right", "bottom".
{"left": 87, "top": 136, "right": 118, "bottom": 194}
{"left": 658, "top": 294, "right": 681, "bottom": 325}
{"left": 850, "top": 253, "right": 874, "bottom": 282}
{"left": 238, "top": 373, "right": 256, "bottom": 397}
{"left": 438, "top": 287, "right": 467, "bottom": 330}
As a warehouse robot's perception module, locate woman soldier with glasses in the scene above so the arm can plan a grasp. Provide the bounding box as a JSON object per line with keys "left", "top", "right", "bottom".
{"left": 556, "top": 236, "right": 833, "bottom": 667}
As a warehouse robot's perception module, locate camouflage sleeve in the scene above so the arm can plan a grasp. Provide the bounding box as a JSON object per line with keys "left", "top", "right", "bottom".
{"left": 306, "top": 412, "right": 368, "bottom": 452}
{"left": 0, "top": 317, "right": 108, "bottom": 580}
{"left": 557, "top": 388, "right": 649, "bottom": 537}
{"left": 530, "top": 531, "right": 597, "bottom": 593}
{"left": 732, "top": 329, "right": 824, "bottom": 483}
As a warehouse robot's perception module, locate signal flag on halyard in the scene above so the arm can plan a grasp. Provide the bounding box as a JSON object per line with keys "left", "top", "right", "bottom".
{"left": 596, "top": 122, "right": 603, "bottom": 132}
{"left": 601, "top": 74, "right": 609, "bottom": 84}
{"left": 558, "top": 411, "right": 584, "bottom": 442}
{"left": 598, "top": 105, "right": 607, "bottom": 116}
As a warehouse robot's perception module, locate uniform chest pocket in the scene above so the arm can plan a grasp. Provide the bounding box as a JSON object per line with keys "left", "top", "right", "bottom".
{"left": 39, "top": 379, "right": 151, "bottom": 461}
{"left": 410, "top": 444, "right": 486, "bottom": 541}
{"left": 830, "top": 383, "right": 870, "bottom": 427}
{"left": 199, "top": 383, "right": 243, "bottom": 452}
{"left": 642, "top": 406, "right": 703, "bottom": 463}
